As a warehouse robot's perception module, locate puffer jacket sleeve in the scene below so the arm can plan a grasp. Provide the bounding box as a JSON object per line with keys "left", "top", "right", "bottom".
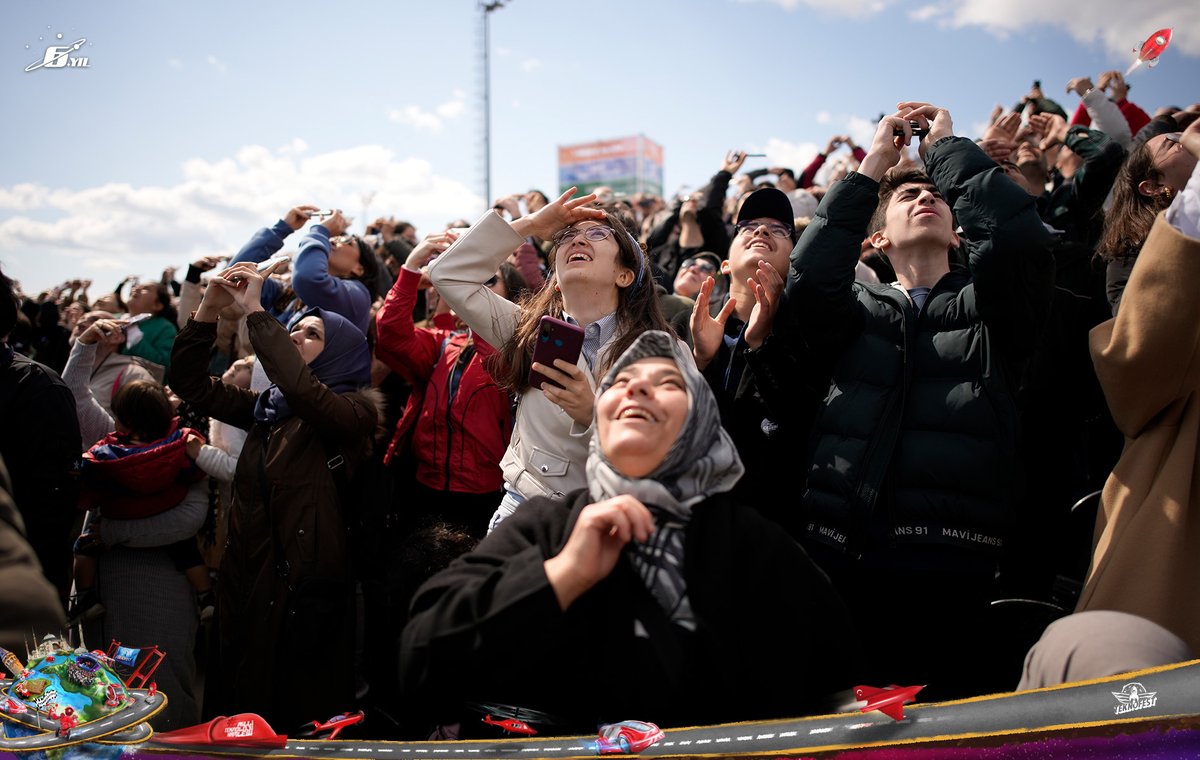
{"left": 785, "top": 171, "right": 877, "bottom": 354}
{"left": 927, "top": 137, "right": 1054, "bottom": 357}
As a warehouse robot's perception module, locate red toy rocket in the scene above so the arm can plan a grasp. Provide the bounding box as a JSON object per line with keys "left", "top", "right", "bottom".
{"left": 1127, "top": 28, "right": 1173, "bottom": 76}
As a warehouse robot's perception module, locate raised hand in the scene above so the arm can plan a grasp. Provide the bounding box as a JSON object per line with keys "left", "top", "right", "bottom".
{"left": 1066, "top": 76, "right": 1095, "bottom": 97}
{"left": 532, "top": 358, "right": 597, "bottom": 426}
{"left": 858, "top": 110, "right": 914, "bottom": 181}
{"left": 285, "top": 204, "right": 321, "bottom": 231}
{"left": 510, "top": 187, "right": 606, "bottom": 241}
{"left": 320, "top": 210, "right": 350, "bottom": 237}
{"left": 1030, "top": 112, "right": 1069, "bottom": 151}
{"left": 897, "top": 102, "right": 955, "bottom": 160}
{"left": 723, "top": 150, "right": 749, "bottom": 174}
{"left": 744, "top": 260, "right": 784, "bottom": 350}
{"left": 78, "top": 318, "right": 126, "bottom": 347}
{"left": 405, "top": 230, "right": 460, "bottom": 284}
{"left": 543, "top": 495, "right": 656, "bottom": 610}
{"left": 690, "top": 276, "right": 737, "bottom": 371}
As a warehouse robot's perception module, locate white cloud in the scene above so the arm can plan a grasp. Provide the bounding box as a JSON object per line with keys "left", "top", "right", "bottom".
{"left": 436, "top": 99, "right": 466, "bottom": 119}
{"left": 744, "top": 0, "right": 1198, "bottom": 58}
{"left": 277, "top": 138, "right": 309, "bottom": 155}
{"left": 761, "top": 112, "right": 877, "bottom": 185}
{"left": 497, "top": 46, "right": 512, "bottom": 57}
{"left": 205, "top": 54, "right": 228, "bottom": 73}
{"left": 167, "top": 58, "right": 183, "bottom": 69}
{"left": 389, "top": 96, "right": 469, "bottom": 132}
{"left": 758, "top": 137, "right": 823, "bottom": 173}
{"left": 521, "top": 58, "right": 542, "bottom": 73}
{"left": 922, "top": 1, "right": 1199, "bottom": 58}
{"left": 746, "top": 0, "right": 894, "bottom": 19}
{"left": 387, "top": 105, "right": 443, "bottom": 132}
{"left": 0, "top": 143, "right": 483, "bottom": 290}
{"left": 816, "top": 111, "right": 833, "bottom": 125}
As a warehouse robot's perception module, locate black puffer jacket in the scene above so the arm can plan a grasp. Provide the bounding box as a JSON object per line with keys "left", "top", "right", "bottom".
{"left": 785, "top": 137, "right": 1054, "bottom": 558}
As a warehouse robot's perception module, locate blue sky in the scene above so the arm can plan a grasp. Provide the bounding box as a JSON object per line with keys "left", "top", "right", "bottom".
{"left": 2, "top": 0, "right": 1195, "bottom": 293}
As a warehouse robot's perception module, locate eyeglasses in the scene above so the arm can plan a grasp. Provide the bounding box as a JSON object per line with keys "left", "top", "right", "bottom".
{"left": 331, "top": 234, "right": 357, "bottom": 247}
{"left": 1164, "top": 132, "right": 1183, "bottom": 145}
{"left": 484, "top": 274, "right": 500, "bottom": 287}
{"left": 679, "top": 258, "right": 717, "bottom": 275}
{"left": 735, "top": 221, "right": 792, "bottom": 239}
{"left": 553, "top": 225, "right": 616, "bottom": 249}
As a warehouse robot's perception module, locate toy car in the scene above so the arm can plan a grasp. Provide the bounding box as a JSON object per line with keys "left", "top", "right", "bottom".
{"left": 293, "top": 710, "right": 365, "bottom": 740}
{"left": 596, "top": 720, "right": 665, "bottom": 754}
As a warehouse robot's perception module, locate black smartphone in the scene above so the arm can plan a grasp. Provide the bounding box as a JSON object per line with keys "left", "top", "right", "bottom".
{"left": 528, "top": 316, "right": 585, "bottom": 390}
{"left": 892, "top": 120, "right": 929, "bottom": 138}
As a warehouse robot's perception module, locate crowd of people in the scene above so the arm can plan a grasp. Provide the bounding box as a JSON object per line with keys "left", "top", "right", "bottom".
{"left": 1, "top": 74, "right": 1198, "bottom": 737}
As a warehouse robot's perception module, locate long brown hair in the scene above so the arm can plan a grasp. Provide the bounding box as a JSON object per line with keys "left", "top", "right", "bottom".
{"left": 1097, "top": 142, "right": 1172, "bottom": 262}
{"left": 490, "top": 210, "right": 668, "bottom": 393}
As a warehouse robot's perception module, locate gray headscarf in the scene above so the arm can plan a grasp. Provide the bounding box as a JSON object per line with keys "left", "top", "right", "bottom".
{"left": 586, "top": 330, "right": 744, "bottom": 630}
{"left": 587, "top": 330, "right": 743, "bottom": 515}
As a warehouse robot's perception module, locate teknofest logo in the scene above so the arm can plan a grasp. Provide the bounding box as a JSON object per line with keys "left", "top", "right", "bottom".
{"left": 1112, "top": 682, "right": 1158, "bottom": 716}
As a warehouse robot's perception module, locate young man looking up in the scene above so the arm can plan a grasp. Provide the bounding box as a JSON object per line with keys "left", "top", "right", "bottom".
{"left": 783, "top": 103, "right": 1054, "bottom": 698}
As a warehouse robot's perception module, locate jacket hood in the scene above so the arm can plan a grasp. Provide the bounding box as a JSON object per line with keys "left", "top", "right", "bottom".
{"left": 81, "top": 420, "right": 206, "bottom": 517}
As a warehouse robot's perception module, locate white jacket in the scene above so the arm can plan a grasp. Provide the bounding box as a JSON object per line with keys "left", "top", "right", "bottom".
{"left": 428, "top": 211, "right": 611, "bottom": 499}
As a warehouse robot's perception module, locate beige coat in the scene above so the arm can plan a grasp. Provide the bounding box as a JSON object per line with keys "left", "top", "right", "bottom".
{"left": 1078, "top": 213, "right": 1200, "bottom": 653}
{"left": 427, "top": 211, "right": 609, "bottom": 499}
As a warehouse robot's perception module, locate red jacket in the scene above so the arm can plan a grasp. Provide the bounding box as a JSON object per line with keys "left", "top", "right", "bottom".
{"left": 80, "top": 419, "right": 206, "bottom": 518}
{"left": 375, "top": 267, "right": 512, "bottom": 494}
{"left": 1070, "top": 98, "right": 1151, "bottom": 137}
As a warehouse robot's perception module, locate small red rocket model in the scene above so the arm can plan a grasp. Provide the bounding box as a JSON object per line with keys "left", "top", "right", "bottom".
{"left": 1127, "top": 28, "right": 1173, "bottom": 76}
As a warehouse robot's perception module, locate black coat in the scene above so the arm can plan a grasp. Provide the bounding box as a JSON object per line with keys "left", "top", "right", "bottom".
{"left": 784, "top": 137, "right": 1054, "bottom": 559}
{"left": 400, "top": 489, "right": 859, "bottom": 731}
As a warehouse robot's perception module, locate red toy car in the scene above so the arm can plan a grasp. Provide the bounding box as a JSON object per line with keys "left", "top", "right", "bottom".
{"left": 596, "top": 720, "right": 665, "bottom": 754}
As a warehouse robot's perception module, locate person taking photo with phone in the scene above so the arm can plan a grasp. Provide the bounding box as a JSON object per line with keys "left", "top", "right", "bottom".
{"left": 428, "top": 189, "right": 672, "bottom": 533}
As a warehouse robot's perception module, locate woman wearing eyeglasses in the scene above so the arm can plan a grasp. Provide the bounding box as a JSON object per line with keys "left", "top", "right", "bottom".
{"left": 428, "top": 189, "right": 672, "bottom": 532}
{"left": 1099, "top": 122, "right": 1198, "bottom": 316}
{"left": 229, "top": 206, "right": 380, "bottom": 333}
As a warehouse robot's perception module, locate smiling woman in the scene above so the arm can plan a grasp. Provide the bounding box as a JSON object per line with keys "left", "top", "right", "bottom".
{"left": 399, "top": 331, "right": 859, "bottom": 733}
{"left": 427, "top": 188, "right": 673, "bottom": 532}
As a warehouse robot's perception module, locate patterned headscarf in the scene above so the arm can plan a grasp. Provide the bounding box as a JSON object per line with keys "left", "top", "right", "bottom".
{"left": 587, "top": 330, "right": 743, "bottom": 515}
{"left": 254, "top": 307, "right": 371, "bottom": 424}
{"left": 586, "top": 330, "right": 744, "bottom": 630}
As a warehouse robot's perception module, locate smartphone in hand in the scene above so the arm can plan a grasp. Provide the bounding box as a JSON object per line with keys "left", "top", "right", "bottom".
{"left": 528, "top": 316, "right": 585, "bottom": 390}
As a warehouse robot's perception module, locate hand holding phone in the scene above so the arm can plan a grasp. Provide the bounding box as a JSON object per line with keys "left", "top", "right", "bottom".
{"left": 122, "top": 312, "right": 154, "bottom": 331}
{"left": 528, "top": 316, "right": 585, "bottom": 390}
{"left": 892, "top": 120, "right": 929, "bottom": 138}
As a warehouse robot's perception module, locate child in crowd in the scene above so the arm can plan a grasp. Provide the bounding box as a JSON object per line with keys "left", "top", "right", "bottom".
{"left": 68, "top": 378, "right": 216, "bottom": 626}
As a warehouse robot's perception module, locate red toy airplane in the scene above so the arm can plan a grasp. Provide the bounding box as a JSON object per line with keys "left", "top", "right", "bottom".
{"left": 483, "top": 714, "right": 537, "bottom": 735}
{"left": 854, "top": 684, "right": 925, "bottom": 721}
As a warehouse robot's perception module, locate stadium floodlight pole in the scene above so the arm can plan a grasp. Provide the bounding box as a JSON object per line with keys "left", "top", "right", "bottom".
{"left": 481, "top": 0, "right": 506, "bottom": 209}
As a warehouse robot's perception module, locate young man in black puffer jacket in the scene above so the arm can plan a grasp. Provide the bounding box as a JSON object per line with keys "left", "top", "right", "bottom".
{"left": 781, "top": 103, "right": 1054, "bottom": 699}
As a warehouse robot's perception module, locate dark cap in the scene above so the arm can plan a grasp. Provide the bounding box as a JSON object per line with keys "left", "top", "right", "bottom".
{"left": 735, "top": 187, "right": 794, "bottom": 229}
